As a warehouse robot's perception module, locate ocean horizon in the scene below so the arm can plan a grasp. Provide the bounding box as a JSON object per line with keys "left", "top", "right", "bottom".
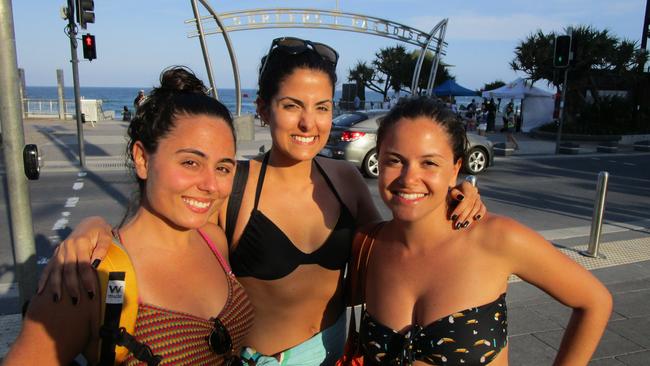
{"left": 24, "top": 86, "right": 480, "bottom": 119}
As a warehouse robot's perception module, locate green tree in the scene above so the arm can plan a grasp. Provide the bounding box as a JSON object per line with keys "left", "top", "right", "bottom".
{"left": 510, "top": 25, "right": 649, "bottom": 128}
{"left": 481, "top": 80, "right": 506, "bottom": 93}
{"left": 348, "top": 45, "right": 453, "bottom": 99}
{"left": 405, "top": 50, "right": 454, "bottom": 94}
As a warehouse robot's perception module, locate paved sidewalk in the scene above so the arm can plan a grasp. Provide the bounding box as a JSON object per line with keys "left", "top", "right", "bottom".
{"left": 1, "top": 118, "right": 650, "bottom": 364}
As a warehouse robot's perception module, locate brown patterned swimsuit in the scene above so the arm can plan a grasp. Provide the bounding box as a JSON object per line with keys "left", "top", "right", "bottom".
{"left": 122, "top": 229, "right": 254, "bottom": 365}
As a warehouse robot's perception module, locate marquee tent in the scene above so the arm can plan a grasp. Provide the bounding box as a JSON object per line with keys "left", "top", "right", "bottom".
{"left": 482, "top": 78, "right": 555, "bottom": 132}
{"left": 433, "top": 79, "right": 477, "bottom": 97}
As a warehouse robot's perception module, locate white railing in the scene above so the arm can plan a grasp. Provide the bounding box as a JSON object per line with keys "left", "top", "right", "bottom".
{"left": 22, "top": 98, "right": 114, "bottom": 121}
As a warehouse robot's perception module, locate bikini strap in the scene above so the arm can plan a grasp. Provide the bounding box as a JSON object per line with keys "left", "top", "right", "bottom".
{"left": 225, "top": 160, "right": 249, "bottom": 245}
{"left": 253, "top": 152, "right": 271, "bottom": 210}
{"left": 197, "top": 229, "right": 233, "bottom": 275}
{"left": 313, "top": 158, "right": 345, "bottom": 206}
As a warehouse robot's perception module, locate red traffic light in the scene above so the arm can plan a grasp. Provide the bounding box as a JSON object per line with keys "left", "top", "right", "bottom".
{"left": 82, "top": 34, "right": 96, "bottom": 60}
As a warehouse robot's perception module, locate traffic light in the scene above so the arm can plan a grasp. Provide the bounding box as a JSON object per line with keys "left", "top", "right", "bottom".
{"left": 76, "top": 0, "right": 95, "bottom": 29}
{"left": 82, "top": 34, "right": 96, "bottom": 60}
{"left": 553, "top": 35, "right": 572, "bottom": 68}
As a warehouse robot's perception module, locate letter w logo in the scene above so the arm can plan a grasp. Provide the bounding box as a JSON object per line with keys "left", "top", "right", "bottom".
{"left": 109, "top": 285, "right": 123, "bottom": 294}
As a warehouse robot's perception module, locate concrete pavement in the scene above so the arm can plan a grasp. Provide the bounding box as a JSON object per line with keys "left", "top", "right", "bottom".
{"left": 1, "top": 117, "right": 650, "bottom": 364}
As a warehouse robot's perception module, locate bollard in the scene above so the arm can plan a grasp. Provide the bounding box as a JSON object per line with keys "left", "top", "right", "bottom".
{"left": 465, "top": 175, "right": 477, "bottom": 187}
{"left": 580, "top": 171, "right": 609, "bottom": 258}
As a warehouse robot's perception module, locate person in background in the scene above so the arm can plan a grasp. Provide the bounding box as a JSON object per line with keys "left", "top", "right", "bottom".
{"left": 504, "top": 99, "right": 519, "bottom": 150}
{"left": 133, "top": 89, "right": 146, "bottom": 110}
{"left": 121, "top": 105, "right": 132, "bottom": 121}
{"left": 355, "top": 96, "right": 611, "bottom": 365}
{"left": 5, "top": 66, "right": 253, "bottom": 365}
{"left": 36, "top": 37, "right": 485, "bottom": 366}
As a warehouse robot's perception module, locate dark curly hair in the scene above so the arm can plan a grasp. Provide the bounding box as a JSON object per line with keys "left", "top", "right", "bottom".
{"left": 257, "top": 40, "right": 338, "bottom": 106}
{"left": 123, "top": 66, "right": 235, "bottom": 222}
{"left": 376, "top": 96, "right": 468, "bottom": 163}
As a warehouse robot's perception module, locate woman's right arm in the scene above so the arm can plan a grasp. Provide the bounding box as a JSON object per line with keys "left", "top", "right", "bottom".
{"left": 4, "top": 282, "right": 98, "bottom": 364}
{"left": 38, "top": 216, "right": 114, "bottom": 302}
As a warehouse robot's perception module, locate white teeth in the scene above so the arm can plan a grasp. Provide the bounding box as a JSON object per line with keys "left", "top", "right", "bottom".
{"left": 183, "top": 198, "right": 210, "bottom": 209}
{"left": 396, "top": 192, "right": 426, "bottom": 200}
{"left": 292, "top": 135, "right": 315, "bottom": 143}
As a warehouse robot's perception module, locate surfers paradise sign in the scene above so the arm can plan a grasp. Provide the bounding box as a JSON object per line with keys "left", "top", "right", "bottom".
{"left": 185, "top": 1, "right": 448, "bottom": 115}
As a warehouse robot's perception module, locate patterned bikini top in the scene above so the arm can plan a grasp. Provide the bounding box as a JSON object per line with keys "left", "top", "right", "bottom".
{"left": 360, "top": 293, "right": 508, "bottom": 365}
{"left": 122, "top": 230, "right": 254, "bottom": 365}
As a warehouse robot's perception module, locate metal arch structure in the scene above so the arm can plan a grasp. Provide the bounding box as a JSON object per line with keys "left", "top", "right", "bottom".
{"left": 186, "top": 5, "right": 449, "bottom": 114}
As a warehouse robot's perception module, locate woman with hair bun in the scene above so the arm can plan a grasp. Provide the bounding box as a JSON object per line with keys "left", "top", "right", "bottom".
{"left": 5, "top": 66, "right": 254, "bottom": 365}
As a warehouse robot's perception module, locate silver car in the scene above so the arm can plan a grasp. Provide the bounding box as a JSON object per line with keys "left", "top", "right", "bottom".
{"left": 320, "top": 110, "right": 494, "bottom": 178}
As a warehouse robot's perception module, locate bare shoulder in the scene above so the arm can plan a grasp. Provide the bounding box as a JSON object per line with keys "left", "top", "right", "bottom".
{"left": 472, "top": 214, "right": 540, "bottom": 252}
{"left": 199, "top": 223, "right": 229, "bottom": 260}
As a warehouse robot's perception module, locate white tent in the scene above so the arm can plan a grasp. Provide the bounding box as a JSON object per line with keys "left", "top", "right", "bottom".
{"left": 482, "top": 78, "right": 555, "bottom": 132}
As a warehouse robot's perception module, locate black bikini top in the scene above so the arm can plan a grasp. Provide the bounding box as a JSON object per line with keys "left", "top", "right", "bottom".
{"left": 227, "top": 153, "right": 356, "bottom": 280}
{"left": 360, "top": 293, "right": 508, "bottom": 365}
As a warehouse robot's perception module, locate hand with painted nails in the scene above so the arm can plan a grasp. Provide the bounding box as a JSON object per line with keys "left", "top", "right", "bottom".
{"left": 37, "top": 216, "right": 113, "bottom": 304}
{"left": 448, "top": 180, "right": 486, "bottom": 229}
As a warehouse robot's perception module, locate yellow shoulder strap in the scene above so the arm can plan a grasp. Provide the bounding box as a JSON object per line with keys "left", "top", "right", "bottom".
{"left": 97, "top": 240, "right": 139, "bottom": 364}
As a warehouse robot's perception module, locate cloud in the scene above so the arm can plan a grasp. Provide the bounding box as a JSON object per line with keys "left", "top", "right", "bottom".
{"left": 411, "top": 13, "right": 565, "bottom": 41}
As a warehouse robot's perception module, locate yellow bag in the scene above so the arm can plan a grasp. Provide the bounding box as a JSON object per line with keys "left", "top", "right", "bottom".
{"left": 96, "top": 240, "right": 160, "bottom": 365}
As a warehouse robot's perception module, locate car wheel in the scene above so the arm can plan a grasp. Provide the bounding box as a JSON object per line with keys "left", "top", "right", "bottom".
{"left": 464, "top": 147, "right": 488, "bottom": 174}
{"left": 362, "top": 149, "right": 379, "bottom": 178}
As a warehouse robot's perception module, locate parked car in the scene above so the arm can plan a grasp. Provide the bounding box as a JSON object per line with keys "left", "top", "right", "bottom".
{"left": 319, "top": 110, "right": 494, "bottom": 178}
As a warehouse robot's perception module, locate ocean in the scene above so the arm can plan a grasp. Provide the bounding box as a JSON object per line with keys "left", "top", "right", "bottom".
{"left": 24, "top": 86, "right": 493, "bottom": 120}
{"left": 25, "top": 86, "right": 393, "bottom": 119}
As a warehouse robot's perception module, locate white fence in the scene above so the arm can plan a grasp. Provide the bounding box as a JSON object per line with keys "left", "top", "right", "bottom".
{"left": 22, "top": 98, "right": 114, "bottom": 121}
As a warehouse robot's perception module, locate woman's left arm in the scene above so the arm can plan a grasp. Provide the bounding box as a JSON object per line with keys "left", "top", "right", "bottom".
{"left": 501, "top": 218, "right": 613, "bottom": 366}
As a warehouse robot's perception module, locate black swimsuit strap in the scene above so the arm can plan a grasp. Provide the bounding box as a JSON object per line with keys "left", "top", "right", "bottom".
{"left": 313, "top": 158, "right": 345, "bottom": 206}
{"left": 253, "top": 154, "right": 346, "bottom": 211}
{"left": 252, "top": 152, "right": 271, "bottom": 210}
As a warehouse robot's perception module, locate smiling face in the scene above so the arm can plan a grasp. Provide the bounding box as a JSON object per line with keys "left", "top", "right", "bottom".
{"left": 378, "top": 116, "right": 462, "bottom": 223}
{"left": 258, "top": 67, "right": 334, "bottom": 162}
{"left": 133, "top": 113, "right": 236, "bottom": 229}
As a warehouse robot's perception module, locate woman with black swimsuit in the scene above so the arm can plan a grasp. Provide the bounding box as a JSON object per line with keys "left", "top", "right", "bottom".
{"left": 355, "top": 96, "right": 612, "bottom": 365}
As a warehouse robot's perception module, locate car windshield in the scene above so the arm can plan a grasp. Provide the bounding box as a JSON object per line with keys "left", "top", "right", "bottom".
{"left": 332, "top": 113, "right": 367, "bottom": 128}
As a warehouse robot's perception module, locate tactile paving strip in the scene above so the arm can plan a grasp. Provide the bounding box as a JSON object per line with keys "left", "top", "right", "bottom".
{"left": 509, "top": 237, "right": 650, "bottom": 283}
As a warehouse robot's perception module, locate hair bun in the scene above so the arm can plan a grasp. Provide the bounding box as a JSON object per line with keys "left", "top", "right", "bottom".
{"left": 158, "top": 66, "right": 208, "bottom": 95}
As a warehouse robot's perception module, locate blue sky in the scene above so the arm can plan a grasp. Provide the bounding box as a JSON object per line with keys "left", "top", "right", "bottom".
{"left": 11, "top": 0, "right": 648, "bottom": 91}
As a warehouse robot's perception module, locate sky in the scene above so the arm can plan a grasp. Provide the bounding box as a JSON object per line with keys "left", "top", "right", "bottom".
{"left": 10, "top": 0, "right": 649, "bottom": 93}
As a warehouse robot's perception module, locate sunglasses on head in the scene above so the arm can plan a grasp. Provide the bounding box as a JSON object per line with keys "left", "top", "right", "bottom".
{"left": 208, "top": 318, "right": 243, "bottom": 366}
{"left": 259, "top": 37, "right": 339, "bottom": 78}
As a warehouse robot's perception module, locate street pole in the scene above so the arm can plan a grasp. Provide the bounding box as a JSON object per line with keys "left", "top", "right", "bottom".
{"left": 0, "top": 0, "right": 39, "bottom": 304}
{"left": 66, "top": 0, "right": 86, "bottom": 168}
{"left": 555, "top": 67, "right": 569, "bottom": 154}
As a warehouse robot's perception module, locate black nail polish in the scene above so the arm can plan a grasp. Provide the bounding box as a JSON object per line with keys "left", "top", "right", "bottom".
{"left": 88, "top": 291, "right": 94, "bottom": 300}
{"left": 451, "top": 214, "right": 458, "bottom": 221}
{"left": 91, "top": 259, "right": 101, "bottom": 268}
{"left": 53, "top": 294, "right": 60, "bottom": 303}
{"left": 462, "top": 221, "right": 470, "bottom": 228}
{"left": 456, "top": 194, "right": 465, "bottom": 201}
{"left": 475, "top": 214, "right": 482, "bottom": 221}
{"left": 72, "top": 297, "right": 78, "bottom": 305}
{"left": 455, "top": 222, "right": 462, "bottom": 230}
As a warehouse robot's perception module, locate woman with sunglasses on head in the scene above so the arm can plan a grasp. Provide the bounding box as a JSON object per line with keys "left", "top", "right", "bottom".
{"left": 352, "top": 96, "right": 611, "bottom": 365}
{"left": 36, "top": 37, "right": 484, "bottom": 365}
{"left": 5, "top": 67, "right": 254, "bottom": 365}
